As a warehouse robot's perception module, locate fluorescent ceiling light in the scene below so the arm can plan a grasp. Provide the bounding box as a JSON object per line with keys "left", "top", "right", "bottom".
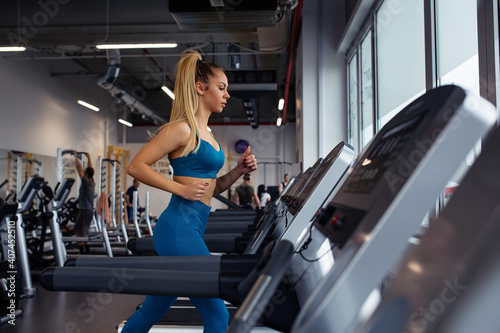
{"left": 0, "top": 46, "right": 26, "bottom": 52}
{"left": 77, "top": 100, "right": 99, "bottom": 112}
{"left": 118, "top": 119, "right": 133, "bottom": 127}
{"left": 276, "top": 117, "right": 282, "bottom": 127}
{"left": 96, "top": 43, "right": 178, "bottom": 50}
{"left": 161, "top": 86, "right": 175, "bottom": 100}
{"left": 278, "top": 98, "right": 285, "bottom": 111}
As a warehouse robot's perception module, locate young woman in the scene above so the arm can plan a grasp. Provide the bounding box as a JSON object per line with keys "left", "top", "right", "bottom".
{"left": 124, "top": 50, "right": 257, "bottom": 333}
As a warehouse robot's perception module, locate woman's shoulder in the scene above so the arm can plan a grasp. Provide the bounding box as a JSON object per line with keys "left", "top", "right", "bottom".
{"left": 158, "top": 121, "right": 192, "bottom": 141}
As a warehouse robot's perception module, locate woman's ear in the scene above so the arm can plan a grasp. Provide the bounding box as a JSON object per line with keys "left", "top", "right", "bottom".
{"left": 195, "top": 81, "right": 205, "bottom": 95}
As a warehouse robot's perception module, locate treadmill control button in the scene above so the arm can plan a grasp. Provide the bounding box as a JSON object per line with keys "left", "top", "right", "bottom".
{"left": 330, "top": 214, "right": 346, "bottom": 230}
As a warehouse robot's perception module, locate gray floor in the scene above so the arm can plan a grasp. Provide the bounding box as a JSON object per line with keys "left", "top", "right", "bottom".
{"left": 2, "top": 277, "right": 145, "bottom": 333}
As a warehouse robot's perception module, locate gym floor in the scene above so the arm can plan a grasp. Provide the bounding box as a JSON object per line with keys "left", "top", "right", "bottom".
{"left": 3, "top": 275, "right": 144, "bottom": 333}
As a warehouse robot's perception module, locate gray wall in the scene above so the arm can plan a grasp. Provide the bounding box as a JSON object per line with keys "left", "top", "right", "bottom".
{"left": 0, "top": 55, "right": 120, "bottom": 190}
{"left": 296, "top": 0, "right": 348, "bottom": 169}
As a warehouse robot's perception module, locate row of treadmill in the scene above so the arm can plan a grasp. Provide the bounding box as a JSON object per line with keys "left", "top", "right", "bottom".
{"left": 41, "top": 85, "right": 500, "bottom": 333}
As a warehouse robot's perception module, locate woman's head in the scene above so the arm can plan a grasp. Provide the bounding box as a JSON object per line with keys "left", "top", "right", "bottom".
{"left": 258, "top": 184, "right": 266, "bottom": 196}
{"left": 195, "top": 66, "right": 229, "bottom": 114}
{"left": 168, "top": 50, "right": 228, "bottom": 156}
{"left": 171, "top": 50, "right": 226, "bottom": 121}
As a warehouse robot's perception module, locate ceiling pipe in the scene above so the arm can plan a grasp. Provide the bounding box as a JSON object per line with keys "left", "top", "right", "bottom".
{"left": 97, "top": 49, "right": 167, "bottom": 125}
{"left": 10, "top": 50, "right": 284, "bottom": 61}
{"left": 281, "top": 0, "right": 303, "bottom": 125}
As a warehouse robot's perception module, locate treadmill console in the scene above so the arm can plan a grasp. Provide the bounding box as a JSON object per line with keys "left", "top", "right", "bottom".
{"left": 345, "top": 114, "right": 424, "bottom": 194}
{"left": 281, "top": 161, "right": 320, "bottom": 215}
{"left": 17, "top": 176, "right": 45, "bottom": 213}
{"left": 314, "top": 86, "right": 468, "bottom": 248}
{"left": 283, "top": 142, "right": 351, "bottom": 216}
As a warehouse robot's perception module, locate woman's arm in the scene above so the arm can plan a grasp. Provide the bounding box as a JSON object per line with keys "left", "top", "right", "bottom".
{"left": 127, "top": 122, "right": 208, "bottom": 201}
{"left": 213, "top": 146, "right": 258, "bottom": 196}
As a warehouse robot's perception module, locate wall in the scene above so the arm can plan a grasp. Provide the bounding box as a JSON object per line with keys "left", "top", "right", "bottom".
{"left": 296, "top": 0, "right": 348, "bottom": 169}
{"left": 0, "top": 55, "right": 120, "bottom": 191}
{"left": 122, "top": 123, "right": 296, "bottom": 216}
{"left": 0, "top": 56, "right": 120, "bottom": 158}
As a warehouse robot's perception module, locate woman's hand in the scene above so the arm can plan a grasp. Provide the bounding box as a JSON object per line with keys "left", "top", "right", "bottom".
{"left": 181, "top": 181, "right": 209, "bottom": 201}
{"left": 237, "top": 146, "right": 258, "bottom": 174}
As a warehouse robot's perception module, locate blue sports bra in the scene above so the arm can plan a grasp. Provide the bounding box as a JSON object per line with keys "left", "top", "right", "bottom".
{"left": 169, "top": 138, "right": 225, "bottom": 179}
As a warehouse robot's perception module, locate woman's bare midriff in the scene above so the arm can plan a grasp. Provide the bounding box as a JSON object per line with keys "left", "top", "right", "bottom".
{"left": 173, "top": 175, "right": 217, "bottom": 207}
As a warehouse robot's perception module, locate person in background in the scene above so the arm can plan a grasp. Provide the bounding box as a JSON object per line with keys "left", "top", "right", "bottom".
{"left": 125, "top": 50, "right": 258, "bottom": 333}
{"left": 73, "top": 151, "right": 95, "bottom": 254}
{"left": 125, "top": 178, "right": 140, "bottom": 223}
{"left": 258, "top": 184, "right": 271, "bottom": 209}
{"left": 233, "top": 173, "right": 261, "bottom": 210}
{"left": 278, "top": 173, "right": 290, "bottom": 195}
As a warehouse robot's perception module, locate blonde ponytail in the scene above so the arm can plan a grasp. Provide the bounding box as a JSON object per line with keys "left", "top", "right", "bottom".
{"left": 169, "top": 50, "right": 202, "bottom": 157}
{"left": 157, "top": 50, "right": 224, "bottom": 157}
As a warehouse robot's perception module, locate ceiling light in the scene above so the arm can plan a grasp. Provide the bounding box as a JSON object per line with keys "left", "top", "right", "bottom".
{"left": 118, "top": 119, "right": 133, "bottom": 127}
{"left": 276, "top": 117, "right": 282, "bottom": 127}
{"left": 77, "top": 100, "right": 99, "bottom": 112}
{"left": 96, "top": 43, "right": 178, "bottom": 50}
{"left": 0, "top": 46, "right": 26, "bottom": 52}
{"left": 161, "top": 86, "right": 175, "bottom": 100}
{"left": 278, "top": 98, "right": 285, "bottom": 111}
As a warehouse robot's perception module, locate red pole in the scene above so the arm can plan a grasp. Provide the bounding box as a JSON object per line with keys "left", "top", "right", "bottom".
{"left": 282, "top": 0, "right": 303, "bottom": 125}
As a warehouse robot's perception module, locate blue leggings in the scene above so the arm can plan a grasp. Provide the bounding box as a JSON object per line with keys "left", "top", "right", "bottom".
{"left": 122, "top": 195, "right": 229, "bottom": 333}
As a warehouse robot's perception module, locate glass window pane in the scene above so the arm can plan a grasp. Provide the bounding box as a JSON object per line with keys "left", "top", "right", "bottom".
{"left": 436, "top": 0, "right": 479, "bottom": 94}
{"left": 436, "top": 0, "right": 480, "bottom": 187}
{"left": 348, "top": 54, "right": 359, "bottom": 153}
{"left": 360, "top": 31, "right": 374, "bottom": 148}
{"left": 376, "top": 0, "right": 426, "bottom": 127}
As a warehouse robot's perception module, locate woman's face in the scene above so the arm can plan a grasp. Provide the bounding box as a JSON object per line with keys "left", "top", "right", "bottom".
{"left": 199, "top": 70, "right": 230, "bottom": 113}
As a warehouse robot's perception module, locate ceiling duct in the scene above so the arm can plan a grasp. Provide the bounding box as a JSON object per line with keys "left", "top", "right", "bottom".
{"left": 97, "top": 49, "right": 167, "bottom": 125}
{"left": 169, "top": 0, "right": 279, "bottom": 30}
{"left": 226, "top": 70, "right": 277, "bottom": 99}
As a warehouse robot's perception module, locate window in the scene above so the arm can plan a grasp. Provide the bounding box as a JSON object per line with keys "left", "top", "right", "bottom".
{"left": 436, "top": 0, "right": 479, "bottom": 94}
{"left": 376, "top": 0, "right": 426, "bottom": 127}
{"left": 436, "top": 0, "right": 481, "bottom": 189}
{"left": 348, "top": 53, "right": 359, "bottom": 153}
{"left": 360, "top": 31, "right": 374, "bottom": 148}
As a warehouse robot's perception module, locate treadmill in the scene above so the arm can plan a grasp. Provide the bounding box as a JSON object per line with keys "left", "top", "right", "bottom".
{"left": 14, "top": 176, "right": 45, "bottom": 297}
{"left": 127, "top": 141, "right": 354, "bottom": 256}
{"left": 46, "top": 178, "right": 75, "bottom": 266}
{"left": 351, "top": 121, "right": 500, "bottom": 333}
{"left": 225, "top": 85, "right": 497, "bottom": 333}
{"left": 40, "top": 141, "right": 355, "bottom": 332}
{"left": 126, "top": 169, "right": 302, "bottom": 255}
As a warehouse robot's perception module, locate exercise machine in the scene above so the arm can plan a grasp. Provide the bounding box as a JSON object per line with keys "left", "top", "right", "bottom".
{"left": 352, "top": 120, "right": 500, "bottom": 333}
{"left": 40, "top": 141, "right": 354, "bottom": 332}
{"left": 226, "top": 85, "right": 497, "bottom": 333}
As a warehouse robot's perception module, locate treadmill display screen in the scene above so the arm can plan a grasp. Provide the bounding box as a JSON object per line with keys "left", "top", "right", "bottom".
{"left": 344, "top": 114, "right": 424, "bottom": 194}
